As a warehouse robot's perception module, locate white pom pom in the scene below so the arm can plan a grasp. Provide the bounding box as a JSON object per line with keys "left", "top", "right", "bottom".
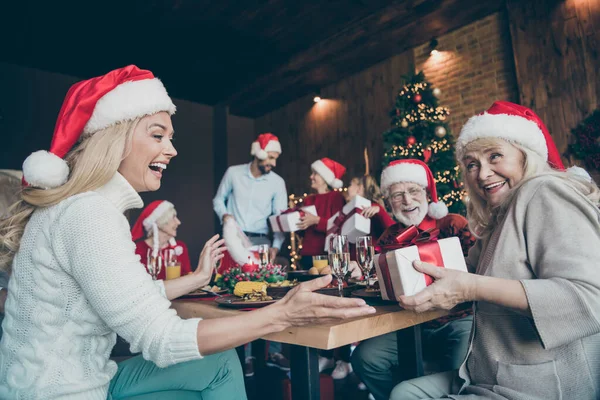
{"left": 331, "top": 178, "right": 344, "bottom": 189}
{"left": 174, "top": 246, "right": 183, "bottom": 256}
{"left": 22, "top": 150, "right": 69, "bottom": 189}
{"left": 567, "top": 166, "right": 593, "bottom": 182}
{"left": 427, "top": 201, "right": 448, "bottom": 219}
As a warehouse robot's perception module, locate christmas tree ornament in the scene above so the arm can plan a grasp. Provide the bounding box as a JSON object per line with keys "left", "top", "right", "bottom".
{"left": 413, "top": 94, "right": 422, "bottom": 104}
{"left": 423, "top": 148, "right": 432, "bottom": 163}
{"left": 433, "top": 88, "right": 442, "bottom": 98}
{"left": 396, "top": 109, "right": 400, "bottom": 116}
{"left": 407, "top": 136, "right": 417, "bottom": 145}
{"left": 401, "top": 119, "right": 409, "bottom": 128}
{"left": 435, "top": 126, "right": 447, "bottom": 138}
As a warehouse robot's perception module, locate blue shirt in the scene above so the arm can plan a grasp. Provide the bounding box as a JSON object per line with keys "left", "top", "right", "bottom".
{"left": 213, "top": 163, "right": 288, "bottom": 249}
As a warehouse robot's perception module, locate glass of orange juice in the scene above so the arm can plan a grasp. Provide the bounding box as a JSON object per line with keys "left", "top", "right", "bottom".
{"left": 312, "top": 255, "right": 329, "bottom": 273}
{"left": 164, "top": 249, "right": 181, "bottom": 280}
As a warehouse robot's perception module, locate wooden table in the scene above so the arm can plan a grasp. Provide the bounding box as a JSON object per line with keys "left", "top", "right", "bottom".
{"left": 172, "top": 299, "right": 452, "bottom": 400}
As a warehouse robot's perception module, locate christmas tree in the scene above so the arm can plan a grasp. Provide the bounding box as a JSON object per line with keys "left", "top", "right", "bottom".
{"left": 382, "top": 71, "right": 466, "bottom": 215}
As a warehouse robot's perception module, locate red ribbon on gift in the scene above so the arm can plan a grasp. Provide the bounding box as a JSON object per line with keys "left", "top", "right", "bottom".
{"left": 377, "top": 225, "right": 444, "bottom": 299}
{"left": 326, "top": 207, "right": 364, "bottom": 236}
{"left": 275, "top": 207, "right": 306, "bottom": 232}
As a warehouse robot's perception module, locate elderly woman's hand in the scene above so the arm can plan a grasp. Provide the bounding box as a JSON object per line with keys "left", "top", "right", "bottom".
{"left": 274, "top": 275, "right": 376, "bottom": 326}
{"left": 398, "top": 260, "right": 476, "bottom": 313}
{"left": 193, "top": 234, "right": 226, "bottom": 286}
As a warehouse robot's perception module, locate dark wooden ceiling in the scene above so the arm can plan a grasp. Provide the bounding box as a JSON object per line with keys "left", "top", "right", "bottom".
{"left": 2, "top": 0, "right": 502, "bottom": 117}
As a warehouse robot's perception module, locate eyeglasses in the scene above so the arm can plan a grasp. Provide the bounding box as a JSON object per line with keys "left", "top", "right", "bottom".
{"left": 389, "top": 187, "right": 424, "bottom": 202}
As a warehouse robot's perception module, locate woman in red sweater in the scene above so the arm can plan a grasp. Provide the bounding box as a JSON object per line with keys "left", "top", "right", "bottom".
{"left": 131, "top": 200, "right": 194, "bottom": 280}
{"left": 297, "top": 158, "right": 347, "bottom": 270}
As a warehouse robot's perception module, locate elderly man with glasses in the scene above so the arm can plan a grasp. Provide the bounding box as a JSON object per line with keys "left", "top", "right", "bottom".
{"left": 351, "top": 159, "right": 475, "bottom": 400}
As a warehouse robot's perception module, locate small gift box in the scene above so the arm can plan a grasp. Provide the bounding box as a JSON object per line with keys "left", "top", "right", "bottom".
{"left": 374, "top": 226, "right": 467, "bottom": 299}
{"left": 325, "top": 195, "right": 371, "bottom": 250}
{"left": 269, "top": 205, "right": 318, "bottom": 233}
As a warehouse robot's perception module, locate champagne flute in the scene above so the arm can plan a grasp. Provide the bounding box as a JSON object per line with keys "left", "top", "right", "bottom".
{"left": 257, "top": 244, "right": 270, "bottom": 268}
{"left": 356, "top": 236, "right": 374, "bottom": 290}
{"left": 146, "top": 248, "right": 163, "bottom": 280}
{"left": 327, "top": 235, "right": 350, "bottom": 297}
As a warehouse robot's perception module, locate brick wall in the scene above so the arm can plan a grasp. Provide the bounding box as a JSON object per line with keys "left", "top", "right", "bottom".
{"left": 413, "top": 12, "right": 519, "bottom": 136}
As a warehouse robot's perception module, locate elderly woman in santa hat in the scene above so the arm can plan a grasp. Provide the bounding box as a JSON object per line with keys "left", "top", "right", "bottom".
{"left": 0, "top": 66, "right": 376, "bottom": 399}
{"left": 392, "top": 101, "right": 600, "bottom": 400}
{"left": 132, "top": 200, "right": 198, "bottom": 281}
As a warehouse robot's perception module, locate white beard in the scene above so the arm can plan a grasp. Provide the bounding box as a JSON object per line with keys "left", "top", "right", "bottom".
{"left": 393, "top": 198, "right": 429, "bottom": 227}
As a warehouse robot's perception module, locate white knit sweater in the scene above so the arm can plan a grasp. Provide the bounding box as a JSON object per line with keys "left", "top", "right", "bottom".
{"left": 0, "top": 173, "right": 202, "bottom": 399}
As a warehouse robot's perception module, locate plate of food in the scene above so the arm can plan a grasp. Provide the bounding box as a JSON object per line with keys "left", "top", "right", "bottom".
{"left": 266, "top": 279, "right": 298, "bottom": 297}
{"left": 215, "top": 294, "right": 278, "bottom": 309}
{"left": 180, "top": 285, "right": 228, "bottom": 299}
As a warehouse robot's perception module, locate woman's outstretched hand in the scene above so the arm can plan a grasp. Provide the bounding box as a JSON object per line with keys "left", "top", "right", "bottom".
{"left": 193, "top": 234, "right": 226, "bottom": 286}
{"left": 274, "top": 274, "right": 376, "bottom": 326}
{"left": 398, "top": 260, "right": 476, "bottom": 313}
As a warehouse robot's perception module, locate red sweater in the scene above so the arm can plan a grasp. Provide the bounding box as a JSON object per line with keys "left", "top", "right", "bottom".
{"left": 300, "top": 191, "right": 345, "bottom": 257}
{"left": 349, "top": 202, "right": 396, "bottom": 261}
{"left": 135, "top": 239, "right": 192, "bottom": 280}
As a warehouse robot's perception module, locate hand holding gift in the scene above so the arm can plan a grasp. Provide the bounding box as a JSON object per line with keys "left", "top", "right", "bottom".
{"left": 297, "top": 212, "right": 320, "bottom": 230}
{"left": 269, "top": 205, "right": 318, "bottom": 232}
{"left": 398, "top": 260, "right": 476, "bottom": 312}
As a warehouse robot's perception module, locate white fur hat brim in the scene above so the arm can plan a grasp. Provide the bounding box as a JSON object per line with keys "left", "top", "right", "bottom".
{"left": 143, "top": 201, "right": 175, "bottom": 231}
{"left": 456, "top": 112, "right": 547, "bottom": 161}
{"left": 312, "top": 160, "right": 343, "bottom": 189}
{"left": 251, "top": 140, "right": 282, "bottom": 160}
{"left": 380, "top": 162, "right": 428, "bottom": 194}
{"left": 83, "top": 78, "right": 176, "bottom": 134}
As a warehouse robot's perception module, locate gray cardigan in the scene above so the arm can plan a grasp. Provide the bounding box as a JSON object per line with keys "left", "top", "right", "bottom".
{"left": 455, "top": 175, "right": 600, "bottom": 400}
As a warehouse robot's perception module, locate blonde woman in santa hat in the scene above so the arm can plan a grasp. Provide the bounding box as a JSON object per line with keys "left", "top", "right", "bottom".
{"left": 296, "top": 157, "right": 347, "bottom": 270}
{"left": 131, "top": 200, "right": 197, "bottom": 281}
{"left": 392, "top": 101, "right": 600, "bottom": 400}
{"left": 0, "top": 66, "right": 376, "bottom": 399}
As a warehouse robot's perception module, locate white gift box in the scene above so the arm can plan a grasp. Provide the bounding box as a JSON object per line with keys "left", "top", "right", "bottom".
{"left": 325, "top": 195, "right": 372, "bottom": 250}
{"left": 374, "top": 236, "right": 467, "bottom": 299}
{"left": 269, "top": 205, "right": 317, "bottom": 233}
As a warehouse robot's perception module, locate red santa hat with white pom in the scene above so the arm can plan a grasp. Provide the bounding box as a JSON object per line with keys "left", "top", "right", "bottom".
{"left": 456, "top": 100, "right": 590, "bottom": 180}
{"left": 250, "top": 133, "right": 282, "bottom": 160}
{"left": 380, "top": 159, "right": 449, "bottom": 220}
{"left": 311, "top": 157, "right": 346, "bottom": 189}
{"left": 131, "top": 200, "right": 183, "bottom": 258}
{"left": 22, "top": 65, "right": 176, "bottom": 189}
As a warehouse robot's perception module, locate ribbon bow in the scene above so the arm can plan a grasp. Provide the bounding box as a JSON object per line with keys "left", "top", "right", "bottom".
{"left": 326, "top": 207, "right": 363, "bottom": 236}
{"left": 377, "top": 225, "right": 440, "bottom": 252}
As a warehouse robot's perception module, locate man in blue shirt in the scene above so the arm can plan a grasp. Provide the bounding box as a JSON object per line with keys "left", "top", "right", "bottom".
{"left": 213, "top": 133, "right": 288, "bottom": 262}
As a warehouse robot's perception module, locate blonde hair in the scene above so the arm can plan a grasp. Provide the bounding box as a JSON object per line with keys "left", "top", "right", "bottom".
{"left": 461, "top": 137, "right": 600, "bottom": 237}
{"left": 0, "top": 118, "right": 139, "bottom": 273}
{"left": 352, "top": 175, "right": 385, "bottom": 208}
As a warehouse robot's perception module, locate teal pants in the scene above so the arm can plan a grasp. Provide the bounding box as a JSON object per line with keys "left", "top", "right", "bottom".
{"left": 108, "top": 349, "right": 246, "bottom": 399}
{"left": 351, "top": 316, "right": 472, "bottom": 400}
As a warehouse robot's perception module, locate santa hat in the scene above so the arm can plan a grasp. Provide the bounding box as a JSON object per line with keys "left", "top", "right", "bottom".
{"left": 251, "top": 133, "right": 282, "bottom": 160}
{"left": 456, "top": 101, "right": 590, "bottom": 180}
{"left": 380, "top": 159, "right": 448, "bottom": 219}
{"left": 131, "top": 200, "right": 181, "bottom": 257}
{"left": 311, "top": 158, "right": 346, "bottom": 189}
{"left": 22, "top": 65, "right": 176, "bottom": 189}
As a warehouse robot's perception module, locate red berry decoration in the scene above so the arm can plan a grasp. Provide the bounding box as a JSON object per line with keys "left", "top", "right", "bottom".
{"left": 413, "top": 93, "right": 422, "bottom": 103}
{"left": 407, "top": 136, "right": 417, "bottom": 145}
